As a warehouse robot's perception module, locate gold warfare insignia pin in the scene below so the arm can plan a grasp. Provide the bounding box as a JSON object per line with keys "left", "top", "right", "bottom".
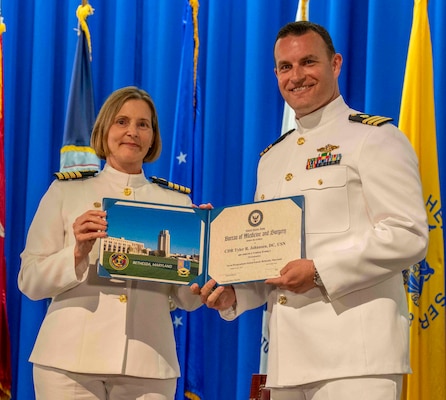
{"left": 317, "top": 144, "right": 339, "bottom": 153}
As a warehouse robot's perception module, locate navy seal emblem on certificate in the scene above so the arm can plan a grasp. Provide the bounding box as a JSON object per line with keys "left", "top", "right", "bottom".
{"left": 248, "top": 210, "right": 263, "bottom": 227}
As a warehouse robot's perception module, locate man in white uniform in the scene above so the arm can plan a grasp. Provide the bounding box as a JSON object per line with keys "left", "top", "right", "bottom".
{"left": 192, "top": 21, "right": 428, "bottom": 400}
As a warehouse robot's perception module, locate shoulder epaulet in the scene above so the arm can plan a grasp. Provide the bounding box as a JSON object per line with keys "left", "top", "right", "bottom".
{"left": 349, "top": 113, "right": 393, "bottom": 126}
{"left": 54, "top": 169, "right": 98, "bottom": 180}
{"left": 150, "top": 176, "right": 191, "bottom": 195}
{"left": 260, "top": 128, "right": 294, "bottom": 157}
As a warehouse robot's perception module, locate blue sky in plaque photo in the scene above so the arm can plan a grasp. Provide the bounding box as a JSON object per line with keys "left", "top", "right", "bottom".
{"left": 106, "top": 201, "right": 203, "bottom": 255}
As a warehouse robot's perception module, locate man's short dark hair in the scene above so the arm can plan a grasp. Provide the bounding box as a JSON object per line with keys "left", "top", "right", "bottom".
{"left": 275, "top": 21, "right": 336, "bottom": 57}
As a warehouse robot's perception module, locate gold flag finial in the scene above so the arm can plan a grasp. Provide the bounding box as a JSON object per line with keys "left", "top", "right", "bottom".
{"left": 189, "top": 0, "right": 200, "bottom": 102}
{"left": 76, "top": 2, "right": 94, "bottom": 59}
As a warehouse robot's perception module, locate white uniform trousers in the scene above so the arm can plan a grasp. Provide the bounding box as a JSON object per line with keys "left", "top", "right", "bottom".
{"left": 270, "top": 374, "right": 403, "bottom": 400}
{"left": 33, "top": 365, "right": 177, "bottom": 400}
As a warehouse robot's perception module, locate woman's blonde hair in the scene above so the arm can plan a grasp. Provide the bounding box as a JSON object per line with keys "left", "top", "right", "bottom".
{"left": 91, "top": 86, "right": 162, "bottom": 163}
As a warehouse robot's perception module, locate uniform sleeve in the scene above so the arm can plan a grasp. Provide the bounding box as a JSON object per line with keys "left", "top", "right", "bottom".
{"left": 316, "top": 125, "right": 429, "bottom": 300}
{"left": 18, "top": 182, "right": 84, "bottom": 300}
{"left": 170, "top": 286, "right": 202, "bottom": 312}
{"left": 219, "top": 282, "right": 273, "bottom": 321}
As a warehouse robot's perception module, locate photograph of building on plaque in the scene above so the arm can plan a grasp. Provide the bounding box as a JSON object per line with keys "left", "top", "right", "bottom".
{"left": 98, "top": 198, "right": 202, "bottom": 285}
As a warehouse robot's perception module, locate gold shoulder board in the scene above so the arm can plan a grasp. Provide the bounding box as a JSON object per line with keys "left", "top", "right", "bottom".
{"left": 349, "top": 113, "right": 393, "bottom": 126}
{"left": 150, "top": 176, "right": 191, "bottom": 195}
{"left": 54, "top": 170, "right": 98, "bottom": 180}
{"left": 260, "top": 128, "right": 294, "bottom": 157}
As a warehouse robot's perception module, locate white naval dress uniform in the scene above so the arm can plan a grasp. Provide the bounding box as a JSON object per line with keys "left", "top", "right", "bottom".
{"left": 223, "top": 96, "right": 428, "bottom": 388}
{"left": 18, "top": 164, "right": 202, "bottom": 379}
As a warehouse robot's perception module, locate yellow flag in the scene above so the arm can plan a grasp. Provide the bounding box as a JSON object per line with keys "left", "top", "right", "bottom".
{"left": 399, "top": 1, "right": 446, "bottom": 399}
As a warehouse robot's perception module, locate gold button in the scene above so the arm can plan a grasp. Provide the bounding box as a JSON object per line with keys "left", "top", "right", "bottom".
{"left": 297, "top": 137, "right": 305, "bottom": 145}
{"left": 261, "top": 194, "right": 265, "bottom": 200}
{"left": 318, "top": 179, "right": 323, "bottom": 185}
{"left": 285, "top": 173, "right": 293, "bottom": 181}
{"left": 119, "top": 294, "right": 128, "bottom": 303}
{"left": 93, "top": 202, "right": 101, "bottom": 208}
{"left": 278, "top": 295, "right": 287, "bottom": 305}
{"left": 123, "top": 187, "right": 132, "bottom": 196}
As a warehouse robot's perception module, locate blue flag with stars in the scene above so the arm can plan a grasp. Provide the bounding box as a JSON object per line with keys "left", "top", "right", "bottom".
{"left": 169, "top": 1, "right": 204, "bottom": 399}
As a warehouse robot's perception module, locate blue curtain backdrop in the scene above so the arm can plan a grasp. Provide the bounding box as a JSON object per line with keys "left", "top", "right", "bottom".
{"left": 2, "top": 0, "right": 445, "bottom": 399}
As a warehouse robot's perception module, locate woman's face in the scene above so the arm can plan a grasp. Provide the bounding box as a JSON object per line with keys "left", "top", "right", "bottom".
{"left": 106, "top": 99, "right": 154, "bottom": 174}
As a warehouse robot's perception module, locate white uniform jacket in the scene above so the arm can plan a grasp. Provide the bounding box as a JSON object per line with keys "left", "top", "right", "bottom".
{"left": 19, "top": 164, "right": 202, "bottom": 379}
{"left": 223, "top": 96, "right": 429, "bottom": 387}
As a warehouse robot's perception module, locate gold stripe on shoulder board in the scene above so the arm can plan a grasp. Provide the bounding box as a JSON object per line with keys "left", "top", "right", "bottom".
{"left": 150, "top": 176, "right": 191, "bottom": 194}
{"left": 54, "top": 170, "right": 98, "bottom": 180}
{"left": 349, "top": 113, "right": 393, "bottom": 126}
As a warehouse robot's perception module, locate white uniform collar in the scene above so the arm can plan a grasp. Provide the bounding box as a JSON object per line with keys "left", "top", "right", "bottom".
{"left": 101, "top": 164, "right": 148, "bottom": 188}
{"left": 295, "top": 95, "right": 347, "bottom": 134}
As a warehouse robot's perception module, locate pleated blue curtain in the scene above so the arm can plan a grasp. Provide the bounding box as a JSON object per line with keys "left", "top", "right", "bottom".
{"left": 200, "top": 1, "right": 297, "bottom": 207}
{"left": 3, "top": 1, "right": 446, "bottom": 399}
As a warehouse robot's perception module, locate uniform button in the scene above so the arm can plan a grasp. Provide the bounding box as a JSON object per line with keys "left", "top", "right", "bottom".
{"left": 119, "top": 294, "right": 128, "bottom": 303}
{"left": 124, "top": 187, "right": 132, "bottom": 196}
{"left": 318, "top": 179, "right": 323, "bottom": 185}
{"left": 93, "top": 202, "right": 101, "bottom": 208}
{"left": 260, "top": 194, "right": 265, "bottom": 200}
{"left": 285, "top": 173, "right": 293, "bottom": 181}
{"left": 297, "top": 137, "right": 305, "bottom": 145}
{"left": 278, "top": 295, "right": 287, "bottom": 305}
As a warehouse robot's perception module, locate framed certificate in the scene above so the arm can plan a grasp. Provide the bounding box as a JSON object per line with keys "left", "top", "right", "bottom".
{"left": 98, "top": 196, "right": 305, "bottom": 286}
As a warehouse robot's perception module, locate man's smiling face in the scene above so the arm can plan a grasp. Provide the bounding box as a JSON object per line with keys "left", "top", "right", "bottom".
{"left": 274, "top": 31, "right": 342, "bottom": 119}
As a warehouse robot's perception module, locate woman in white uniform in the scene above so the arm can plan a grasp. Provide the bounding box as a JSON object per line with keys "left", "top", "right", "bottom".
{"left": 18, "top": 86, "right": 202, "bottom": 400}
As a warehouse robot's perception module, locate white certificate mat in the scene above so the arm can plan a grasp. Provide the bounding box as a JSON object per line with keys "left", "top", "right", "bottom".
{"left": 207, "top": 197, "right": 304, "bottom": 284}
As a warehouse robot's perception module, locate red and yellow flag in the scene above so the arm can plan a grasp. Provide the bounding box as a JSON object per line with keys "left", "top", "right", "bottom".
{"left": 399, "top": 1, "right": 446, "bottom": 399}
{"left": 0, "top": 15, "right": 12, "bottom": 400}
